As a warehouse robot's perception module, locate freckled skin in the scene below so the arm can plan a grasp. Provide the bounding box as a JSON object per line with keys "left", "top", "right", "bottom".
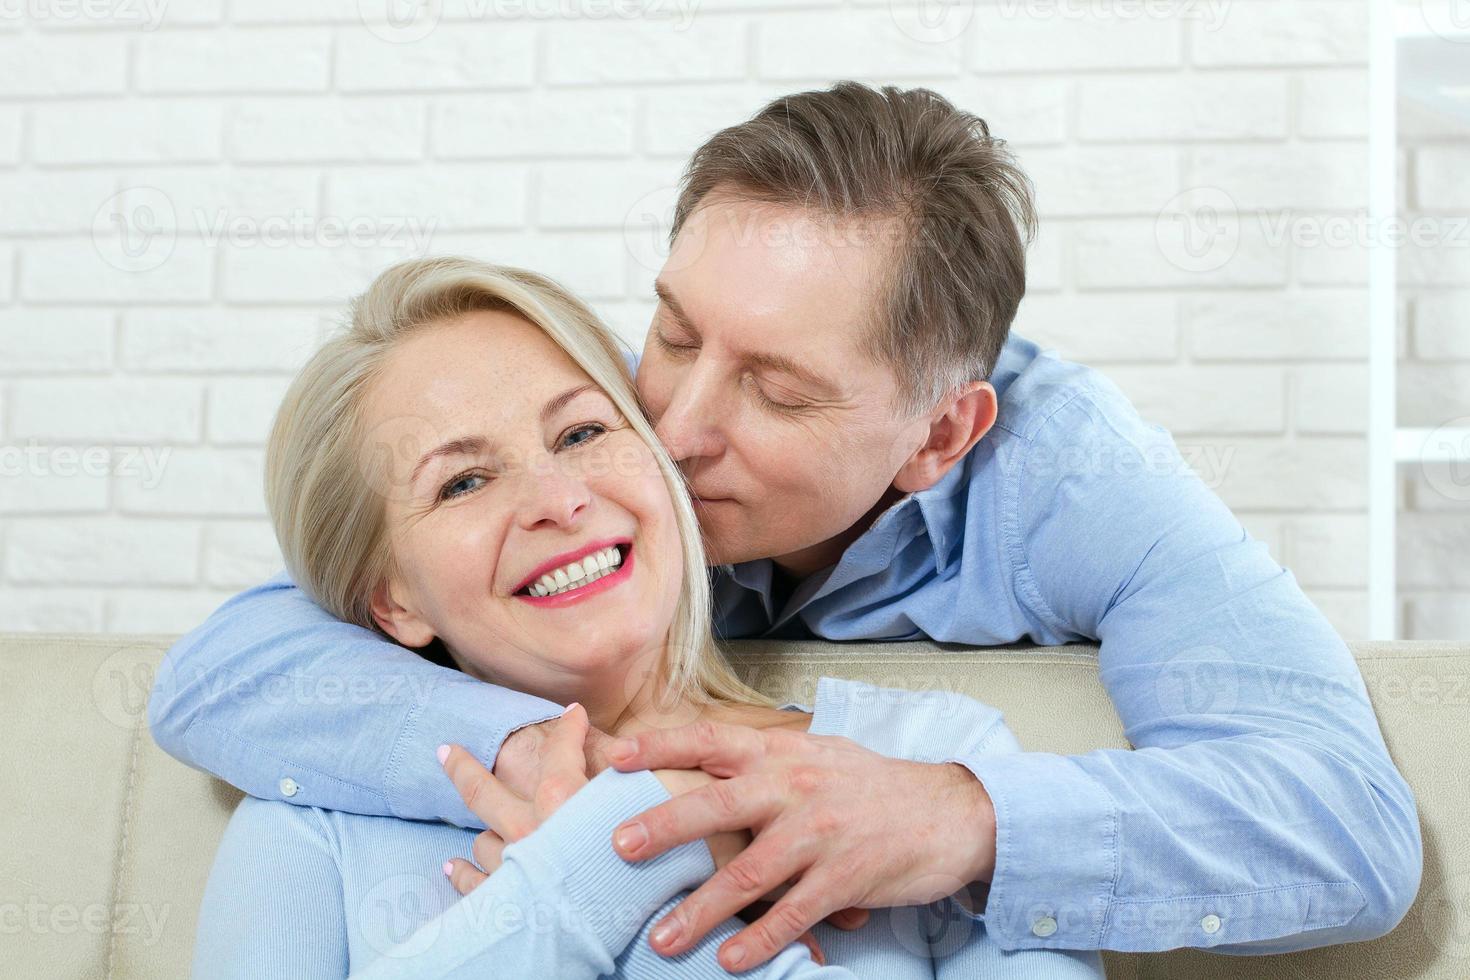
{"left": 361, "top": 311, "right": 687, "bottom": 728}
{"left": 358, "top": 311, "right": 817, "bottom": 737}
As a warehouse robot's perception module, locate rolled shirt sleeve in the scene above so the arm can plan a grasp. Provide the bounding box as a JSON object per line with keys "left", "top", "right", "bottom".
{"left": 148, "top": 567, "right": 565, "bottom": 827}
{"left": 954, "top": 387, "right": 1423, "bottom": 953}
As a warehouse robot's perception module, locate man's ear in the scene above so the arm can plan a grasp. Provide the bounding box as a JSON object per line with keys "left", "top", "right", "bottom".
{"left": 893, "top": 381, "right": 998, "bottom": 494}
{"left": 369, "top": 576, "right": 436, "bottom": 648}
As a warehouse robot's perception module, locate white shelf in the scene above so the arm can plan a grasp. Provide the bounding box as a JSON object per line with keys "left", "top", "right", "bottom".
{"left": 1395, "top": 427, "right": 1470, "bottom": 464}
{"left": 1368, "top": 1, "right": 1398, "bottom": 639}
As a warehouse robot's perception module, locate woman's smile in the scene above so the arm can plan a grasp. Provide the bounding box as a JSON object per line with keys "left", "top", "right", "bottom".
{"left": 513, "top": 541, "right": 636, "bottom": 609}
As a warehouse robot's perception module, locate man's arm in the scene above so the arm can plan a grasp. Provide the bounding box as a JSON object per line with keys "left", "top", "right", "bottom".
{"left": 958, "top": 387, "right": 1423, "bottom": 953}
{"left": 147, "top": 568, "right": 565, "bottom": 826}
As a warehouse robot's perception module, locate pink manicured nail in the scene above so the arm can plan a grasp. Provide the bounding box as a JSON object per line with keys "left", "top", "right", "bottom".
{"left": 442, "top": 861, "right": 453, "bottom": 877}
{"left": 563, "top": 701, "right": 580, "bottom": 716}
{"left": 436, "top": 744, "right": 450, "bottom": 765}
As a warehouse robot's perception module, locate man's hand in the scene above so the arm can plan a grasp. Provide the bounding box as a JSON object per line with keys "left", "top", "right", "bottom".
{"left": 463, "top": 712, "right": 863, "bottom": 965}
{"left": 605, "top": 721, "right": 997, "bottom": 972}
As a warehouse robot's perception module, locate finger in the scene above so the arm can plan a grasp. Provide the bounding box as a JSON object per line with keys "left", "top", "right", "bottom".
{"left": 535, "top": 703, "right": 590, "bottom": 819}
{"left": 443, "top": 857, "right": 487, "bottom": 897}
{"left": 441, "top": 744, "right": 532, "bottom": 840}
{"left": 607, "top": 719, "right": 766, "bottom": 777}
{"left": 715, "top": 874, "right": 847, "bottom": 973}
{"left": 796, "top": 929, "right": 825, "bottom": 966}
{"left": 471, "top": 829, "right": 506, "bottom": 875}
{"left": 826, "top": 906, "right": 870, "bottom": 930}
{"left": 614, "top": 772, "right": 780, "bottom": 862}
{"left": 646, "top": 833, "right": 811, "bottom": 958}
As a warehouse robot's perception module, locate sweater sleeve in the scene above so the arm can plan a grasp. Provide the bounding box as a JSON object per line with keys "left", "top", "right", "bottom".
{"left": 192, "top": 796, "right": 350, "bottom": 978}
{"left": 355, "top": 765, "right": 870, "bottom": 979}
{"left": 354, "top": 766, "right": 718, "bottom": 977}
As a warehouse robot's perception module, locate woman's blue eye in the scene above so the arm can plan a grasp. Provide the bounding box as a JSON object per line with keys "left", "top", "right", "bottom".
{"left": 439, "top": 472, "right": 485, "bottom": 501}
{"left": 561, "top": 423, "right": 606, "bottom": 448}
{"left": 437, "top": 424, "right": 607, "bottom": 502}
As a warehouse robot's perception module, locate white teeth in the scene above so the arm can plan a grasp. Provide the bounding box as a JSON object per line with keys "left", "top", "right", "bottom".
{"left": 522, "top": 545, "right": 625, "bottom": 598}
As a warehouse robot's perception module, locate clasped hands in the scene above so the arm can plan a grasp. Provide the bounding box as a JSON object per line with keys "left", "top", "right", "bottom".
{"left": 439, "top": 703, "right": 997, "bottom": 973}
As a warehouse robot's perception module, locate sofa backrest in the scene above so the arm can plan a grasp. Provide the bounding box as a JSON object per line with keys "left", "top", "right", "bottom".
{"left": 2, "top": 633, "right": 1463, "bottom": 978}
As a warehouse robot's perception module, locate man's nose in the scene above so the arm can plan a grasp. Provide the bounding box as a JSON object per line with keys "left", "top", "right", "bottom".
{"left": 654, "top": 376, "right": 725, "bottom": 464}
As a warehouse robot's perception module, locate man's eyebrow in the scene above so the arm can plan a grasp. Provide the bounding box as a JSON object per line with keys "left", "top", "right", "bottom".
{"left": 653, "top": 280, "right": 698, "bottom": 337}
{"left": 408, "top": 383, "right": 601, "bottom": 487}
{"left": 652, "top": 279, "right": 840, "bottom": 400}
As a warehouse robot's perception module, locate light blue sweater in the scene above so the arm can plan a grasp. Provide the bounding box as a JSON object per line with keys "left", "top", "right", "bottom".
{"left": 192, "top": 677, "right": 1105, "bottom": 978}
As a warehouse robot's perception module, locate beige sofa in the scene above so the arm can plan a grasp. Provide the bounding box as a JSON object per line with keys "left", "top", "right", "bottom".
{"left": 3, "top": 631, "right": 1464, "bottom": 978}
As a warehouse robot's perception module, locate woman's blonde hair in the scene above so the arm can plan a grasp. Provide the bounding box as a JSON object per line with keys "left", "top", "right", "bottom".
{"left": 264, "top": 255, "right": 774, "bottom": 711}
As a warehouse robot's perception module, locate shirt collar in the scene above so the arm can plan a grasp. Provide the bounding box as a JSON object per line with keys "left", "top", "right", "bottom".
{"left": 721, "top": 449, "right": 973, "bottom": 603}
{"left": 912, "top": 450, "right": 972, "bottom": 575}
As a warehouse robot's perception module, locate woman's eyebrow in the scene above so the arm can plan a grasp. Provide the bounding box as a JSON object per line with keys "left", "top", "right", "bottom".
{"left": 540, "top": 382, "right": 600, "bottom": 423}
{"left": 410, "top": 435, "right": 491, "bottom": 487}
{"left": 408, "top": 384, "right": 604, "bottom": 488}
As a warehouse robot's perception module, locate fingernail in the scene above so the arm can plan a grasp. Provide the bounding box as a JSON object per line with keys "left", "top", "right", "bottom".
{"left": 562, "top": 701, "right": 580, "bottom": 716}
{"left": 609, "top": 738, "right": 635, "bottom": 761}
{"left": 651, "top": 917, "right": 681, "bottom": 947}
{"left": 436, "top": 744, "right": 450, "bottom": 765}
{"left": 442, "top": 861, "right": 453, "bottom": 877}
{"left": 724, "top": 943, "right": 745, "bottom": 967}
{"left": 614, "top": 821, "right": 647, "bottom": 853}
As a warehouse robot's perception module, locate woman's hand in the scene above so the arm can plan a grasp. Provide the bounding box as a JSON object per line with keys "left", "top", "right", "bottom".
{"left": 439, "top": 701, "right": 592, "bottom": 894}
{"left": 491, "top": 707, "right": 622, "bottom": 798}
{"left": 441, "top": 710, "right": 855, "bottom": 966}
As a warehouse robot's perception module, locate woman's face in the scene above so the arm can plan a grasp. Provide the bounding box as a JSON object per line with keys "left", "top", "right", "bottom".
{"left": 363, "top": 310, "right": 684, "bottom": 708}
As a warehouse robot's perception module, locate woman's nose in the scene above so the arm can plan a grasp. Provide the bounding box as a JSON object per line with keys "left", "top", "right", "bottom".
{"left": 516, "top": 465, "right": 591, "bottom": 531}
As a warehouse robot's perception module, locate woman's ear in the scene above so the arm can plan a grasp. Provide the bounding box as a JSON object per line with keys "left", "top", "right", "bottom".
{"left": 892, "top": 381, "right": 998, "bottom": 494}
{"left": 369, "top": 577, "right": 436, "bottom": 649}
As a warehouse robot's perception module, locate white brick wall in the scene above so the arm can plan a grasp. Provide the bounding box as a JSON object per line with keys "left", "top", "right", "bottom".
{"left": 0, "top": 0, "right": 1457, "bottom": 641}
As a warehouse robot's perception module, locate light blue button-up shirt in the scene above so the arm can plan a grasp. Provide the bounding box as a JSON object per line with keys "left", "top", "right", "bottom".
{"left": 149, "top": 332, "right": 1422, "bottom": 956}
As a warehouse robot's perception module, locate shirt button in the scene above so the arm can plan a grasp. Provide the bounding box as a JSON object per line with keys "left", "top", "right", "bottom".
{"left": 1200, "top": 914, "right": 1221, "bottom": 935}
{"left": 279, "top": 777, "right": 299, "bottom": 798}
{"left": 1031, "top": 915, "right": 1058, "bottom": 938}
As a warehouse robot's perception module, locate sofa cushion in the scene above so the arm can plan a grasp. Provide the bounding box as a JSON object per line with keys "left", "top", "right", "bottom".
{"left": 1, "top": 633, "right": 1462, "bottom": 979}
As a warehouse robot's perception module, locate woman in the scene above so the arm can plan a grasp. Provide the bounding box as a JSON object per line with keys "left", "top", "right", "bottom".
{"left": 191, "top": 256, "right": 1104, "bottom": 978}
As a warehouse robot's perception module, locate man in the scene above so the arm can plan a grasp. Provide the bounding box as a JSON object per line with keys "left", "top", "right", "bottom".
{"left": 149, "top": 82, "right": 1421, "bottom": 973}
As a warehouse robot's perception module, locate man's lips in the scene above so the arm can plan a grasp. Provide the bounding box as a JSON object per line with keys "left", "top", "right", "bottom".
{"left": 510, "top": 537, "right": 632, "bottom": 595}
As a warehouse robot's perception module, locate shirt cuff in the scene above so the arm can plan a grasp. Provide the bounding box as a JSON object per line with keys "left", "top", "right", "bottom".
{"left": 385, "top": 674, "right": 564, "bottom": 826}
{"left": 945, "top": 750, "right": 1118, "bottom": 950}
{"left": 504, "top": 767, "right": 717, "bottom": 955}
